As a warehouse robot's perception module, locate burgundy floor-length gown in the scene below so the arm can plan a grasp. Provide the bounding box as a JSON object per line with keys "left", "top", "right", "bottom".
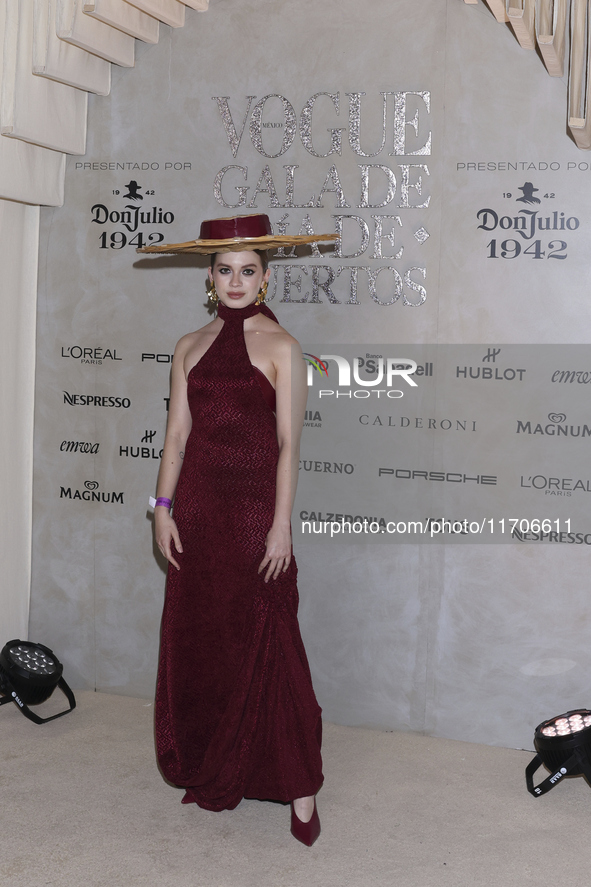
{"left": 155, "top": 300, "right": 323, "bottom": 811}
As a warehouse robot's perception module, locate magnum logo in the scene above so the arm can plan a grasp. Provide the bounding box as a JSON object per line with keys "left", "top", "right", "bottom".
{"left": 60, "top": 481, "right": 124, "bottom": 504}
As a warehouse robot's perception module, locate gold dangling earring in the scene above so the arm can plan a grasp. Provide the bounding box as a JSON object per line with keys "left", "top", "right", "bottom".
{"left": 255, "top": 280, "right": 268, "bottom": 306}
{"left": 206, "top": 280, "right": 219, "bottom": 305}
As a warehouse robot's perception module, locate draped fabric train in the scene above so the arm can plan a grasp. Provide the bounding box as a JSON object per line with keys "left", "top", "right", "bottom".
{"left": 155, "top": 301, "right": 323, "bottom": 811}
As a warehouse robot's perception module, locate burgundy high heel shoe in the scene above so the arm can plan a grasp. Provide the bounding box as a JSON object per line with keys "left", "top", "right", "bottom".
{"left": 290, "top": 799, "right": 321, "bottom": 846}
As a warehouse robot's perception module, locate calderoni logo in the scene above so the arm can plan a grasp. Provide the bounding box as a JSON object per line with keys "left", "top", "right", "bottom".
{"left": 63, "top": 392, "right": 131, "bottom": 408}
{"left": 61, "top": 346, "right": 122, "bottom": 365}
{"left": 60, "top": 480, "right": 124, "bottom": 504}
{"left": 516, "top": 412, "right": 591, "bottom": 437}
{"left": 520, "top": 474, "right": 591, "bottom": 497}
{"left": 360, "top": 414, "right": 477, "bottom": 431}
{"left": 60, "top": 441, "right": 100, "bottom": 454}
{"left": 378, "top": 467, "right": 497, "bottom": 484}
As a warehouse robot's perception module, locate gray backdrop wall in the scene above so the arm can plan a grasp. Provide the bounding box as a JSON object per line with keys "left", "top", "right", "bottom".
{"left": 31, "top": 0, "right": 591, "bottom": 749}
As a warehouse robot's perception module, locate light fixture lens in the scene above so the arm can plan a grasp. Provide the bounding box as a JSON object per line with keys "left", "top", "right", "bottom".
{"left": 9, "top": 644, "right": 58, "bottom": 675}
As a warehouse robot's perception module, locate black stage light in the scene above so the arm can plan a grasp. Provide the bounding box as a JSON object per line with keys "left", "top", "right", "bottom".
{"left": 0, "top": 639, "right": 76, "bottom": 724}
{"left": 526, "top": 709, "right": 591, "bottom": 796}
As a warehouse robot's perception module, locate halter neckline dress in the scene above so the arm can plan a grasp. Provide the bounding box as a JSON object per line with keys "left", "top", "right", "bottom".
{"left": 155, "top": 299, "right": 323, "bottom": 810}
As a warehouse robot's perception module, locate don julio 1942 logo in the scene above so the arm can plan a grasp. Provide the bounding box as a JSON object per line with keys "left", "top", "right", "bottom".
{"left": 477, "top": 184, "right": 579, "bottom": 262}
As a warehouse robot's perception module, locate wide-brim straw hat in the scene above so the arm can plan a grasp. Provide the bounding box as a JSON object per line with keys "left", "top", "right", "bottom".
{"left": 136, "top": 213, "right": 337, "bottom": 255}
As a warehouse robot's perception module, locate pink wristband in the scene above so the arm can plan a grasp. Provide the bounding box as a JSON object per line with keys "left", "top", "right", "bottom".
{"left": 155, "top": 497, "right": 172, "bottom": 509}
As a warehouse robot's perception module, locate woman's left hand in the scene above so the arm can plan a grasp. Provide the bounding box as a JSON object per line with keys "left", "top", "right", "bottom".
{"left": 258, "top": 523, "right": 292, "bottom": 583}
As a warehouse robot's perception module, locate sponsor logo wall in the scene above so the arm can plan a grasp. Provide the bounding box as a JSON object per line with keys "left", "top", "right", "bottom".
{"left": 293, "top": 345, "right": 591, "bottom": 543}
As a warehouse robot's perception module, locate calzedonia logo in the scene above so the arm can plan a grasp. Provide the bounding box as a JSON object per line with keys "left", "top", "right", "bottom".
{"left": 61, "top": 346, "right": 122, "bottom": 365}
{"left": 304, "top": 410, "right": 322, "bottom": 428}
{"left": 60, "top": 480, "right": 124, "bottom": 504}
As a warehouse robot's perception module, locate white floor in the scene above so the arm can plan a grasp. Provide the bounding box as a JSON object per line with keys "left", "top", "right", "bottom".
{"left": 1, "top": 690, "right": 588, "bottom": 887}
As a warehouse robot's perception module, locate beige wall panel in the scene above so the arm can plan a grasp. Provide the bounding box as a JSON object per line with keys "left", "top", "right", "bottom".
{"left": 57, "top": 0, "right": 135, "bottom": 66}
{"left": 124, "top": 0, "right": 185, "bottom": 27}
{"left": 33, "top": 0, "right": 111, "bottom": 95}
{"left": 83, "top": 0, "right": 159, "bottom": 43}
{"left": 506, "top": 0, "right": 536, "bottom": 50}
{"left": 535, "top": 0, "right": 567, "bottom": 77}
{"left": 0, "top": 199, "right": 40, "bottom": 643}
{"left": 567, "top": 0, "right": 591, "bottom": 148}
{"left": 0, "top": 0, "right": 66, "bottom": 204}
{"left": 0, "top": 135, "right": 65, "bottom": 204}
{"left": 485, "top": 0, "right": 509, "bottom": 21}
{"left": 2, "top": 0, "right": 88, "bottom": 154}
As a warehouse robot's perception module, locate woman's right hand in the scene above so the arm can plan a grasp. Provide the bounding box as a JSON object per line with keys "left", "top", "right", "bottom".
{"left": 155, "top": 508, "right": 183, "bottom": 570}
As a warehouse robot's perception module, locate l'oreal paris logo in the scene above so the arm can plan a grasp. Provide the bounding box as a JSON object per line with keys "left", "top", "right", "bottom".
{"left": 61, "top": 346, "right": 122, "bottom": 364}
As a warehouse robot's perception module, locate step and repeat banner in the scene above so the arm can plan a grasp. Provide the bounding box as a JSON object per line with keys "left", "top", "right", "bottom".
{"left": 295, "top": 345, "right": 591, "bottom": 546}
{"left": 31, "top": 0, "right": 591, "bottom": 748}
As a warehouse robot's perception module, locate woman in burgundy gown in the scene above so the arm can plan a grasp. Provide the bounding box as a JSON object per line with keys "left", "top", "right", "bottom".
{"left": 144, "top": 214, "right": 335, "bottom": 846}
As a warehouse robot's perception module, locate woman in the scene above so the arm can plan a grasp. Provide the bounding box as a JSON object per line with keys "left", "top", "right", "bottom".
{"left": 140, "top": 214, "right": 336, "bottom": 846}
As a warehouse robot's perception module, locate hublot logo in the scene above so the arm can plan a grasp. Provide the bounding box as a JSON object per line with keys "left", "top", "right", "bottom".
{"left": 119, "top": 430, "right": 163, "bottom": 460}
{"left": 456, "top": 348, "right": 525, "bottom": 382}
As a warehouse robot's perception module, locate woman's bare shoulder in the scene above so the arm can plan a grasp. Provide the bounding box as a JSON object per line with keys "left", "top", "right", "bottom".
{"left": 256, "top": 315, "right": 301, "bottom": 348}
{"left": 174, "top": 319, "right": 219, "bottom": 356}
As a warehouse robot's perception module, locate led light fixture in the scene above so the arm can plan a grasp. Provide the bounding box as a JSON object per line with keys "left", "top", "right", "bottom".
{"left": 0, "top": 639, "right": 76, "bottom": 724}
{"left": 526, "top": 709, "right": 591, "bottom": 796}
